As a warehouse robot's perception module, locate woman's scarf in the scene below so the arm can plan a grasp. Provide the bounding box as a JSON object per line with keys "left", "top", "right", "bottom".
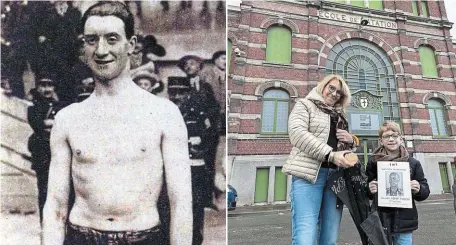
{"left": 371, "top": 144, "right": 409, "bottom": 163}
{"left": 308, "top": 99, "right": 352, "bottom": 151}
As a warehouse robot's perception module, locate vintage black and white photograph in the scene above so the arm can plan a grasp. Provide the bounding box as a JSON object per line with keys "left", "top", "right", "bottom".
{"left": 1, "top": 1, "right": 227, "bottom": 244}
{"left": 377, "top": 161, "right": 412, "bottom": 209}
{"left": 385, "top": 171, "right": 404, "bottom": 197}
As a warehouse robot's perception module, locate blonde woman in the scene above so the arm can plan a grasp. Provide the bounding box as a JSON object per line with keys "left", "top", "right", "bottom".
{"left": 283, "top": 74, "right": 358, "bottom": 245}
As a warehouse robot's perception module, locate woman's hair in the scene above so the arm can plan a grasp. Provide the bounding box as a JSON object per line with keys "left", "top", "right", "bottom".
{"left": 378, "top": 121, "right": 402, "bottom": 138}
{"left": 315, "top": 74, "right": 351, "bottom": 109}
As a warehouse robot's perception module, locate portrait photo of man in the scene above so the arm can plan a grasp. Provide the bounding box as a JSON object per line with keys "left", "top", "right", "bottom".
{"left": 386, "top": 171, "right": 404, "bottom": 197}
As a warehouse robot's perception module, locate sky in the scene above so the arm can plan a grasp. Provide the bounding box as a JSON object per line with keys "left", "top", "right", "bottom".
{"left": 444, "top": 0, "right": 456, "bottom": 39}
{"left": 228, "top": 0, "right": 456, "bottom": 39}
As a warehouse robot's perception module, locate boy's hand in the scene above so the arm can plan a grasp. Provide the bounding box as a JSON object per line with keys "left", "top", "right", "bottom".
{"left": 411, "top": 180, "right": 420, "bottom": 194}
{"left": 369, "top": 180, "right": 378, "bottom": 194}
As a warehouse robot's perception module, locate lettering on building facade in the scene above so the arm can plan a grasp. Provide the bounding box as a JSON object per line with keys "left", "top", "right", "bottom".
{"left": 318, "top": 10, "right": 398, "bottom": 29}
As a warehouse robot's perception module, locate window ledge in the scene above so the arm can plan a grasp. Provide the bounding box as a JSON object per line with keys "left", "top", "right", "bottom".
{"left": 258, "top": 134, "right": 289, "bottom": 139}
{"left": 421, "top": 76, "right": 443, "bottom": 81}
{"left": 262, "top": 61, "right": 293, "bottom": 68}
{"left": 431, "top": 135, "right": 454, "bottom": 140}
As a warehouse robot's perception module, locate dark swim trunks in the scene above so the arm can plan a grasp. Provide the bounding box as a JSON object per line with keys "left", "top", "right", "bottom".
{"left": 64, "top": 222, "right": 164, "bottom": 245}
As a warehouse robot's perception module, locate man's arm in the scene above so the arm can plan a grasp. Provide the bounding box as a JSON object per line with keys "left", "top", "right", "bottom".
{"left": 162, "top": 104, "right": 193, "bottom": 245}
{"left": 42, "top": 112, "right": 72, "bottom": 245}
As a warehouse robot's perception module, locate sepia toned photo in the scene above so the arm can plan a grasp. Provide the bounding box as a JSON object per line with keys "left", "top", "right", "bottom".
{"left": 1, "top": 1, "right": 226, "bottom": 244}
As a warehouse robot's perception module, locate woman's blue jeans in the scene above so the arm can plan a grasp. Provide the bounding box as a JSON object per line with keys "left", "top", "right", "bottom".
{"left": 290, "top": 168, "right": 343, "bottom": 245}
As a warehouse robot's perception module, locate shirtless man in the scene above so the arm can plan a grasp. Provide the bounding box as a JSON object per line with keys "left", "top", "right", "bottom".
{"left": 42, "top": 2, "right": 192, "bottom": 244}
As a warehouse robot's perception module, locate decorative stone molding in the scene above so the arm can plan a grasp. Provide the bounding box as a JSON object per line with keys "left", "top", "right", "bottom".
{"left": 254, "top": 81, "right": 299, "bottom": 98}
{"left": 260, "top": 16, "right": 299, "bottom": 33}
{"left": 318, "top": 30, "right": 404, "bottom": 75}
{"left": 422, "top": 92, "right": 452, "bottom": 108}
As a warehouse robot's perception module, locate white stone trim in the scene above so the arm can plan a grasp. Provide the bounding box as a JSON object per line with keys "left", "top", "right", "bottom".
{"left": 230, "top": 93, "right": 259, "bottom": 101}
{"left": 229, "top": 113, "right": 262, "bottom": 120}
{"left": 244, "top": 77, "right": 316, "bottom": 86}
{"left": 397, "top": 88, "right": 456, "bottom": 96}
{"left": 250, "top": 27, "right": 263, "bottom": 33}
{"left": 248, "top": 43, "right": 265, "bottom": 48}
{"left": 401, "top": 119, "right": 430, "bottom": 124}
{"left": 291, "top": 48, "right": 310, "bottom": 53}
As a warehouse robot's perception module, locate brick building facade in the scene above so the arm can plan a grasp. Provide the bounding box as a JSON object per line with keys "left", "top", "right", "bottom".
{"left": 227, "top": 0, "right": 456, "bottom": 206}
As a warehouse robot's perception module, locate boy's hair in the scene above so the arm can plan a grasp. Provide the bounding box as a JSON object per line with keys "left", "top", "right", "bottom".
{"left": 81, "top": 1, "right": 135, "bottom": 39}
{"left": 378, "top": 121, "right": 402, "bottom": 138}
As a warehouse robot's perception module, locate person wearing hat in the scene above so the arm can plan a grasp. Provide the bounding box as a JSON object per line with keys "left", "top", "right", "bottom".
{"left": 167, "top": 76, "right": 216, "bottom": 245}
{"left": 178, "top": 55, "right": 222, "bottom": 210}
{"left": 201, "top": 50, "right": 226, "bottom": 118}
{"left": 132, "top": 70, "right": 164, "bottom": 95}
{"left": 130, "top": 34, "right": 166, "bottom": 78}
{"left": 27, "top": 72, "right": 68, "bottom": 225}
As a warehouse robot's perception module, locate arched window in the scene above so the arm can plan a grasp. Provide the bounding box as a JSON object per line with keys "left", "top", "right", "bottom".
{"left": 265, "top": 25, "right": 292, "bottom": 64}
{"left": 428, "top": 99, "right": 448, "bottom": 136}
{"left": 326, "top": 39, "right": 400, "bottom": 122}
{"left": 369, "top": 0, "right": 383, "bottom": 10}
{"left": 228, "top": 39, "right": 232, "bottom": 71}
{"left": 412, "top": 0, "right": 419, "bottom": 16}
{"left": 261, "top": 89, "right": 289, "bottom": 134}
{"left": 419, "top": 45, "right": 438, "bottom": 77}
{"left": 330, "top": 0, "right": 383, "bottom": 10}
{"left": 421, "top": 1, "right": 429, "bottom": 17}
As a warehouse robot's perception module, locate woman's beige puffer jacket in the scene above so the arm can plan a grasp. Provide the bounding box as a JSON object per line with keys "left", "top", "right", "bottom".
{"left": 282, "top": 88, "right": 340, "bottom": 184}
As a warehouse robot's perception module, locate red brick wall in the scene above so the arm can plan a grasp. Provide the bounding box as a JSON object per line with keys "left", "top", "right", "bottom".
{"left": 228, "top": 0, "right": 456, "bottom": 155}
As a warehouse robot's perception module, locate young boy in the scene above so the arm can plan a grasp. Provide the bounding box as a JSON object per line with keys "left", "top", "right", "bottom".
{"left": 367, "top": 121, "right": 430, "bottom": 245}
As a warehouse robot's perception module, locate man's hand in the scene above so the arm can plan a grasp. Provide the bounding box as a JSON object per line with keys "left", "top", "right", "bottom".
{"left": 44, "top": 119, "right": 54, "bottom": 127}
{"left": 331, "top": 150, "right": 355, "bottom": 168}
{"left": 369, "top": 180, "right": 378, "bottom": 194}
{"left": 189, "top": 136, "right": 201, "bottom": 145}
{"left": 411, "top": 180, "right": 420, "bottom": 194}
{"left": 336, "top": 129, "right": 354, "bottom": 144}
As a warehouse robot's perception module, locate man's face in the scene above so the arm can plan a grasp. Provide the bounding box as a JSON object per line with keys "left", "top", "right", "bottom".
{"left": 37, "top": 82, "right": 55, "bottom": 99}
{"left": 136, "top": 78, "right": 153, "bottom": 93}
{"left": 183, "top": 59, "right": 201, "bottom": 76}
{"left": 83, "top": 16, "right": 135, "bottom": 81}
{"left": 389, "top": 173, "right": 399, "bottom": 187}
{"left": 214, "top": 55, "right": 226, "bottom": 71}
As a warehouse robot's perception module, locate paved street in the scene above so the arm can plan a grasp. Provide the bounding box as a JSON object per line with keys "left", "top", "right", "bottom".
{"left": 228, "top": 199, "right": 456, "bottom": 245}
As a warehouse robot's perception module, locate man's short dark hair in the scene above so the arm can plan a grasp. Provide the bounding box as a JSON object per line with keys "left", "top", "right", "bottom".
{"left": 212, "top": 51, "right": 226, "bottom": 63}
{"left": 81, "top": 1, "right": 135, "bottom": 39}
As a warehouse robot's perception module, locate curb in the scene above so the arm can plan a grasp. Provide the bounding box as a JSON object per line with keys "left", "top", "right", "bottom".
{"left": 228, "top": 198, "right": 454, "bottom": 217}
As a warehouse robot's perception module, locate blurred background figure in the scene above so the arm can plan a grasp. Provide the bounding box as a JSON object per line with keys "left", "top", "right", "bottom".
{"left": 132, "top": 70, "right": 164, "bottom": 95}
{"left": 168, "top": 77, "right": 215, "bottom": 245}
{"left": 1, "top": 73, "right": 14, "bottom": 97}
{"left": 26, "top": 71, "right": 68, "bottom": 225}
{"left": 177, "top": 55, "right": 221, "bottom": 210}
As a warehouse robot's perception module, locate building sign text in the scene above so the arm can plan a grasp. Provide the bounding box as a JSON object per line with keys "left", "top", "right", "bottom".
{"left": 318, "top": 10, "right": 398, "bottom": 29}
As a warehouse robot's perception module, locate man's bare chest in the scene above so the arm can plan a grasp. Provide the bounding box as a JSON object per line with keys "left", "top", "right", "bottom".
{"left": 67, "top": 114, "right": 162, "bottom": 163}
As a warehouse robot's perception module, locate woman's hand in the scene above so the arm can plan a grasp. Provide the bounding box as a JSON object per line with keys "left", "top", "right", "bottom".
{"left": 331, "top": 150, "right": 355, "bottom": 168}
{"left": 336, "top": 129, "right": 354, "bottom": 144}
{"left": 369, "top": 180, "right": 378, "bottom": 194}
